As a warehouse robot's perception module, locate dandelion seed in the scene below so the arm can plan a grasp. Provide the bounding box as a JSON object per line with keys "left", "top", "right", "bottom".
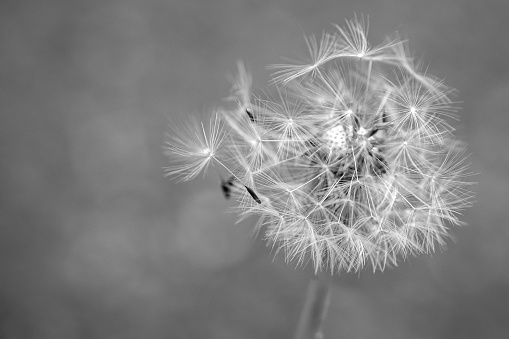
{"left": 269, "top": 32, "right": 338, "bottom": 85}
{"left": 164, "top": 112, "right": 229, "bottom": 182}
{"left": 246, "top": 107, "right": 255, "bottom": 122}
{"left": 164, "top": 18, "right": 474, "bottom": 274}
{"left": 221, "top": 176, "right": 236, "bottom": 199}
{"left": 244, "top": 185, "right": 262, "bottom": 204}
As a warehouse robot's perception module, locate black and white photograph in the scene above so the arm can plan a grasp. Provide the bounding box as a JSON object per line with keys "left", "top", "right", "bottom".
{"left": 0, "top": 0, "right": 507, "bottom": 338}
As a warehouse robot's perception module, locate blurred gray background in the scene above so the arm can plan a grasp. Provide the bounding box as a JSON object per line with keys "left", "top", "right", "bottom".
{"left": 0, "top": 0, "right": 508, "bottom": 338}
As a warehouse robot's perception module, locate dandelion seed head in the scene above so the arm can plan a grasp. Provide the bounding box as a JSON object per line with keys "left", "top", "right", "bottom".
{"left": 164, "top": 17, "right": 474, "bottom": 274}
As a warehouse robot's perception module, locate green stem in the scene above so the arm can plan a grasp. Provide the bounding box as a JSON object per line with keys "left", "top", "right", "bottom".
{"left": 294, "top": 273, "right": 333, "bottom": 339}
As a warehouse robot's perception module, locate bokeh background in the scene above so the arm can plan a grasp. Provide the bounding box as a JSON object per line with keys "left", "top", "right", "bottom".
{"left": 1, "top": 0, "right": 508, "bottom": 338}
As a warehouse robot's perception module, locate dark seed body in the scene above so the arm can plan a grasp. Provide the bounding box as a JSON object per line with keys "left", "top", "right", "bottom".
{"left": 220, "top": 176, "right": 236, "bottom": 199}
{"left": 246, "top": 108, "right": 255, "bottom": 122}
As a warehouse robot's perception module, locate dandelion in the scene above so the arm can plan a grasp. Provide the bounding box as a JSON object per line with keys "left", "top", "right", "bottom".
{"left": 164, "top": 17, "right": 473, "bottom": 276}
{"left": 165, "top": 17, "right": 475, "bottom": 339}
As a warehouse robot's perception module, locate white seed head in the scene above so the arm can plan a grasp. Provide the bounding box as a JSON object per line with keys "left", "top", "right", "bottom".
{"left": 165, "top": 17, "right": 474, "bottom": 274}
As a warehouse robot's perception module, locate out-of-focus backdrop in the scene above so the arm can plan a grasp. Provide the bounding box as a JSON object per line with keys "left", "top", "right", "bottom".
{"left": 0, "top": 0, "right": 508, "bottom": 338}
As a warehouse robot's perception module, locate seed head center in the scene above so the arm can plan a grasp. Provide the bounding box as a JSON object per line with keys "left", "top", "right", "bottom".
{"left": 323, "top": 125, "right": 348, "bottom": 150}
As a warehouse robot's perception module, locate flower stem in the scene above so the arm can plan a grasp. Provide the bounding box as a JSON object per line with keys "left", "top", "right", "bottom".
{"left": 294, "top": 273, "right": 333, "bottom": 339}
